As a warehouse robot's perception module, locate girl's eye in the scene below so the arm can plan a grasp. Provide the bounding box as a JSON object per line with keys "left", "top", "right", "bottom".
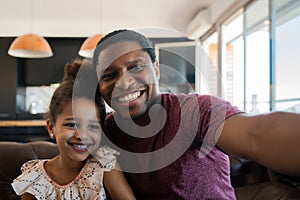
{"left": 129, "top": 65, "right": 144, "bottom": 73}
{"left": 88, "top": 124, "right": 101, "bottom": 131}
{"left": 64, "top": 122, "right": 78, "bottom": 128}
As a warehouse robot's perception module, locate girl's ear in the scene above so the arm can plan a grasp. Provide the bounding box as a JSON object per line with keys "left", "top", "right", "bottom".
{"left": 47, "top": 119, "right": 55, "bottom": 139}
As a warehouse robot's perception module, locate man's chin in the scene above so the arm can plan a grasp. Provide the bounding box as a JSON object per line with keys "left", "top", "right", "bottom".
{"left": 115, "top": 108, "right": 146, "bottom": 120}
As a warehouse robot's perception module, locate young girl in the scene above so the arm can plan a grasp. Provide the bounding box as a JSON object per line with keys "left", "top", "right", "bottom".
{"left": 11, "top": 59, "right": 136, "bottom": 200}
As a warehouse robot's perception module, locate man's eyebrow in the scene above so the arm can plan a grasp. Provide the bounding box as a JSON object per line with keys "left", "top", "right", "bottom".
{"left": 98, "top": 64, "right": 116, "bottom": 75}
{"left": 98, "top": 59, "right": 146, "bottom": 75}
{"left": 124, "top": 59, "right": 145, "bottom": 66}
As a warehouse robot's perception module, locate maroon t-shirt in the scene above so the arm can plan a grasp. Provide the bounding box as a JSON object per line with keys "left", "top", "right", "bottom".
{"left": 102, "top": 93, "right": 243, "bottom": 199}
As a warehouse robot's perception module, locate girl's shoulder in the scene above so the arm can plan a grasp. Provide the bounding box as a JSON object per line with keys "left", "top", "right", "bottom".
{"left": 12, "top": 158, "right": 107, "bottom": 199}
{"left": 20, "top": 159, "right": 42, "bottom": 172}
{"left": 90, "top": 146, "right": 120, "bottom": 171}
{"left": 11, "top": 159, "right": 51, "bottom": 197}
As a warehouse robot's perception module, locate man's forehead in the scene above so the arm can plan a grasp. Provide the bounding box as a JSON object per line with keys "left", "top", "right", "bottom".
{"left": 97, "top": 41, "right": 147, "bottom": 70}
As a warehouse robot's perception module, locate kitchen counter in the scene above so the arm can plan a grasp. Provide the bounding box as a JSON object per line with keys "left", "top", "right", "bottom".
{"left": 0, "top": 120, "right": 50, "bottom": 142}
{"left": 0, "top": 120, "right": 46, "bottom": 127}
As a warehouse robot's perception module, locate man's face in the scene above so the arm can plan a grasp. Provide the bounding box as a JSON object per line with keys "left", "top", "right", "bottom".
{"left": 96, "top": 41, "right": 160, "bottom": 119}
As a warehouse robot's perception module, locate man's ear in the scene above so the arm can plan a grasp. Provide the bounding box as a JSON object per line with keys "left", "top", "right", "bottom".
{"left": 153, "top": 61, "right": 160, "bottom": 81}
{"left": 46, "top": 119, "right": 55, "bottom": 139}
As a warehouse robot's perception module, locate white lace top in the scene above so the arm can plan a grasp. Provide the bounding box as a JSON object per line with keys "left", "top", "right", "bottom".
{"left": 11, "top": 146, "right": 119, "bottom": 200}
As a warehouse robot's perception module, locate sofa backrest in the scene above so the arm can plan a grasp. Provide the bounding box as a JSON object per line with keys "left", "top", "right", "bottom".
{"left": 1, "top": 141, "right": 299, "bottom": 199}
{"left": 0, "top": 141, "right": 58, "bottom": 200}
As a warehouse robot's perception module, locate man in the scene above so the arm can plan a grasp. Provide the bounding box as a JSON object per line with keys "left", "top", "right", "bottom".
{"left": 92, "top": 29, "right": 300, "bottom": 199}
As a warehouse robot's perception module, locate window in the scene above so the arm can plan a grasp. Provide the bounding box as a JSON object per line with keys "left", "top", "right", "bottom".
{"left": 202, "top": 32, "right": 219, "bottom": 96}
{"left": 274, "top": 0, "right": 300, "bottom": 112}
{"left": 221, "top": 11, "right": 244, "bottom": 110}
{"left": 244, "top": 0, "right": 270, "bottom": 114}
{"left": 202, "top": 0, "right": 300, "bottom": 114}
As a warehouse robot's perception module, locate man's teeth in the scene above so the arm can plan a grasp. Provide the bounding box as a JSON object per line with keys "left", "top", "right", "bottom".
{"left": 118, "top": 91, "right": 141, "bottom": 103}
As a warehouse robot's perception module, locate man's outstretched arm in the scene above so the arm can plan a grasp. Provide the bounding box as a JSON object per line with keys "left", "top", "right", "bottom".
{"left": 217, "top": 112, "right": 300, "bottom": 176}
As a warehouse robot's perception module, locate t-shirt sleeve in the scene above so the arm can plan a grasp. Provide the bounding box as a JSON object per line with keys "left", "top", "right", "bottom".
{"left": 199, "top": 95, "right": 243, "bottom": 135}
{"left": 182, "top": 94, "right": 243, "bottom": 153}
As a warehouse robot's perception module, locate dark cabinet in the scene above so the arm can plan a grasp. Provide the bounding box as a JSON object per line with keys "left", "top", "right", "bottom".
{"left": 0, "top": 37, "right": 85, "bottom": 119}
{"left": 0, "top": 55, "right": 17, "bottom": 119}
{"left": 24, "top": 38, "right": 85, "bottom": 86}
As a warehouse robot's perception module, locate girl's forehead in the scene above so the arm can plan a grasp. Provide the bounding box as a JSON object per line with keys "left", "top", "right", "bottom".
{"left": 62, "top": 99, "right": 98, "bottom": 115}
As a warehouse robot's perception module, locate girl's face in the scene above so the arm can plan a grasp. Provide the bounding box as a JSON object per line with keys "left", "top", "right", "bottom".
{"left": 47, "top": 98, "right": 102, "bottom": 163}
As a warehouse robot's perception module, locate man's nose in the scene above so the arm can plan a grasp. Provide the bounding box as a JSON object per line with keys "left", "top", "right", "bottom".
{"left": 115, "top": 71, "right": 135, "bottom": 90}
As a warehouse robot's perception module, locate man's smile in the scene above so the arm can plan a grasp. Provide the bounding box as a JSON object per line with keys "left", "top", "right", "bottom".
{"left": 112, "top": 85, "right": 147, "bottom": 104}
{"left": 118, "top": 91, "right": 140, "bottom": 103}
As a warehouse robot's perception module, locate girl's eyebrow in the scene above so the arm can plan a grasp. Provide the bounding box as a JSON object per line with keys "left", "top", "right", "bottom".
{"left": 89, "top": 120, "right": 101, "bottom": 124}
{"left": 64, "top": 118, "right": 100, "bottom": 124}
{"left": 64, "top": 117, "right": 75, "bottom": 121}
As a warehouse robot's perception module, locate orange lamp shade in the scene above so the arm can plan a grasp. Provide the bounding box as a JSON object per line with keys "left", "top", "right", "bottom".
{"left": 8, "top": 33, "right": 53, "bottom": 58}
{"left": 78, "top": 34, "right": 105, "bottom": 58}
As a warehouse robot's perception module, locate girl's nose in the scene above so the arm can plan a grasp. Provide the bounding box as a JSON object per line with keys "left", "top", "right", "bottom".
{"left": 74, "top": 128, "right": 88, "bottom": 140}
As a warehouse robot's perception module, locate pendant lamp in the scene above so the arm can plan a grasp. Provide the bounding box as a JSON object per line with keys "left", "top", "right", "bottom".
{"left": 8, "top": 33, "right": 53, "bottom": 58}
{"left": 78, "top": 34, "right": 105, "bottom": 58}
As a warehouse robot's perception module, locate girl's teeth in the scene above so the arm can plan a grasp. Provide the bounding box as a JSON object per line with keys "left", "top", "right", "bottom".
{"left": 118, "top": 91, "right": 140, "bottom": 103}
{"left": 73, "top": 144, "right": 87, "bottom": 149}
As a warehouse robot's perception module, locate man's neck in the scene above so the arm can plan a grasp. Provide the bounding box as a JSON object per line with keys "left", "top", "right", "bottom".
{"left": 113, "top": 94, "right": 166, "bottom": 137}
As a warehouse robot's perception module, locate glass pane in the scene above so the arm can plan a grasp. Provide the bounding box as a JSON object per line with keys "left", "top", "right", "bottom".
{"left": 276, "top": 100, "right": 300, "bottom": 113}
{"left": 274, "top": 0, "right": 300, "bottom": 111}
{"left": 202, "top": 32, "right": 219, "bottom": 96}
{"left": 245, "top": 0, "right": 270, "bottom": 114}
{"left": 221, "top": 12, "right": 244, "bottom": 110}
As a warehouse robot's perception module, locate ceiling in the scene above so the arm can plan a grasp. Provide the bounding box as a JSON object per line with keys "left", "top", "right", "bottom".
{"left": 0, "top": 0, "right": 237, "bottom": 39}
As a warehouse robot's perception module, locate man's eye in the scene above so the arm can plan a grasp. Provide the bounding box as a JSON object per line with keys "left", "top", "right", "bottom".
{"left": 129, "top": 65, "right": 144, "bottom": 73}
{"left": 101, "top": 72, "right": 116, "bottom": 81}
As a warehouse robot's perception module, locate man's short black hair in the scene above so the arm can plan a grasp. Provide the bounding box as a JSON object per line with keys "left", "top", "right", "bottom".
{"left": 93, "top": 29, "right": 156, "bottom": 69}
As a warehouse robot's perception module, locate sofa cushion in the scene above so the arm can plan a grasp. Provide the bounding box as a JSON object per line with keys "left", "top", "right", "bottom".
{"left": 235, "top": 181, "right": 300, "bottom": 200}
{"left": 230, "top": 155, "right": 269, "bottom": 188}
{"left": 0, "top": 141, "right": 58, "bottom": 200}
